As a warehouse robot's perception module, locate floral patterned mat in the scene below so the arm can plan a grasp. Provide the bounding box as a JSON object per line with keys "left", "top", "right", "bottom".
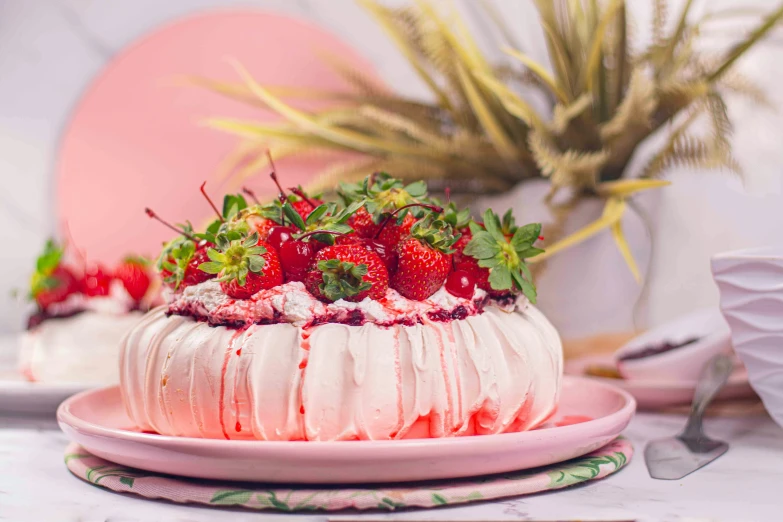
{"left": 64, "top": 438, "right": 632, "bottom": 511}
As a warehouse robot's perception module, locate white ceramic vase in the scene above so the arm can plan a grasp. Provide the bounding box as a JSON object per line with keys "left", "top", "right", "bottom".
{"left": 477, "top": 179, "right": 657, "bottom": 340}
{"left": 712, "top": 246, "right": 783, "bottom": 429}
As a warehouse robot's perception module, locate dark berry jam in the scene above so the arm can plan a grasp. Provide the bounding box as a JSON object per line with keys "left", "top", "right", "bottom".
{"left": 27, "top": 308, "right": 86, "bottom": 330}
{"left": 618, "top": 337, "right": 701, "bottom": 361}
{"left": 167, "top": 293, "right": 515, "bottom": 329}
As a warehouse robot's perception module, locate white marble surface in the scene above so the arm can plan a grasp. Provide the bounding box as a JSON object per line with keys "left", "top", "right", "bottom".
{"left": 0, "top": 406, "right": 780, "bottom": 521}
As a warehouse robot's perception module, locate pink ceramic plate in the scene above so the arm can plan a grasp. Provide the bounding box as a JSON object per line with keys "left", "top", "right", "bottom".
{"left": 57, "top": 376, "right": 635, "bottom": 484}
{"left": 566, "top": 354, "right": 755, "bottom": 410}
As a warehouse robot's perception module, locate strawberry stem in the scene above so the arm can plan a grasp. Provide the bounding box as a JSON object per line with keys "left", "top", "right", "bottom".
{"left": 444, "top": 187, "right": 451, "bottom": 204}
{"left": 374, "top": 203, "right": 443, "bottom": 240}
{"left": 289, "top": 187, "right": 317, "bottom": 209}
{"left": 199, "top": 182, "right": 224, "bottom": 223}
{"left": 267, "top": 150, "right": 286, "bottom": 200}
{"left": 242, "top": 187, "right": 260, "bottom": 205}
{"left": 266, "top": 150, "right": 287, "bottom": 225}
{"left": 145, "top": 208, "right": 197, "bottom": 241}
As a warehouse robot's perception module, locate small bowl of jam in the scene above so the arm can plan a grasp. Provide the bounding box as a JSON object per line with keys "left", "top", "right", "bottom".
{"left": 614, "top": 308, "right": 733, "bottom": 383}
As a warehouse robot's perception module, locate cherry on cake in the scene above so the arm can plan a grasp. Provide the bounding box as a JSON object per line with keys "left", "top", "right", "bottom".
{"left": 20, "top": 240, "right": 158, "bottom": 384}
{"left": 120, "top": 174, "right": 563, "bottom": 441}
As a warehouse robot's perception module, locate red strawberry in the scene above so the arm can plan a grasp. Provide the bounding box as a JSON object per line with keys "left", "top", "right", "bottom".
{"left": 211, "top": 240, "right": 283, "bottom": 299}
{"left": 349, "top": 207, "right": 380, "bottom": 238}
{"left": 159, "top": 257, "right": 175, "bottom": 281}
{"left": 292, "top": 198, "right": 323, "bottom": 220}
{"left": 451, "top": 227, "right": 473, "bottom": 266}
{"left": 182, "top": 246, "right": 215, "bottom": 287}
{"left": 246, "top": 215, "right": 277, "bottom": 241}
{"left": 336, "top": 235, "right": 398, "bottom": 275}
{"left": 335, "top": 234, "right": 363, "bottom": 246}
{"left": 454, "top": 257, "right": 491, "bottom": 293}
{"left": 80, "top": 264, "right": 113, "bottom": 297}
{"left": 305, "top": 244, "right": 388, "bottom": 302}
{"left": 375, "top": 213, "right": 415, "bottom": 252}
{"left": 114, "top": 258, "right": 151, "bottom": 301}
{"left": 34, "top": 266, "right": 79, "bottom": 309}
{"left": 221, "top": 267, "right": 279, "bottom": 298}
{"left": 445, "top": 269, "right": 476, "bottom": 299}
{"left": 286, "top": 185, "right": 323, "bottom": 220}
{"left": 391, "top": 237, "right": 451, "bottom": 300}
{"left": 266, "top": 226, "right": 294, "bottom": 251}
{"left": 451, "top": 227, "right": 491, "bottom": 292}
{"left": 279, "top": 240, "right": 317, "bottom": 282}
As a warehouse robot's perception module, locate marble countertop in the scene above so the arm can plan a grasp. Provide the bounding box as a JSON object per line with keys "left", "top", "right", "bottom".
{"left": 0, "top": 408, "right": 780, "bottom": 522}
{"left": 1, "top": 334, "right": 780, "bottom": 521}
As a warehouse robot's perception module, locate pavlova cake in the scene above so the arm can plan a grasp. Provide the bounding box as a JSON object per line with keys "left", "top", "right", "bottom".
{"left": 121, "top": 173, "right": 562, "bottom": 441}
{"left": 21, "top": 240, "right": 156, "bottom": 384}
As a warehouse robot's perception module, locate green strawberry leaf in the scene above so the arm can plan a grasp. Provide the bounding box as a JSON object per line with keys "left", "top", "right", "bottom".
{"left": 482, "top": 209, "right": 506, "bottom": 243}
{"left": 222, "top": 194, "right": 248, "bottom": 220}
{"left": 410, "top": 214, "right": 460, "bottom": 254}
{"left": 282, "top": 202, "right": 306, "bottom": 231}
{"left": 242, "top": 232, "right": 260, "bottom": 248}
{"left": 442, "top": 203, "right": 472, "bottom": 229}
{"left": 316, "top": 260, "right": 371, "bottom": 301}
{"left": 511, "top": 269, "right": 537, "bottom": 303}
{"left": 501, "top": 208, "right": 516, "bottom": 233}
{"left": 198, "top": 261, "right": 223, "bottom": 274}
{"left": 247, "top": 256, "right": 265, "bottom": 273}
{"left": 516, "top": 246, "right": 545, "bottom": 259}
{"left": 404, "top": 180, "right": 427, "bottom": 198}
{"left": 305, "top": 203, "right": 330, "bottom": 225}
{"left": 35, "top": 239, "right": 63, "bottom": 275}
{"left": 468, "top": 221, "right": 484, "bottom": 235}
{"left": 463, "top": 233, "right": 500, "bottom": 259}
{"left": 464, "top": 209, "right": 544, "bottom": 300}
{"left": 488, "top": 264, "right": 513, "bottom": 289}
{"left": 155, "top": 235, "right": 197, "bottom": 289}
{"left": 198, "top": 228, "right": 267, "bottom": 286}
{"left": 511, "top": 223, "right": 541, "bottom": 249}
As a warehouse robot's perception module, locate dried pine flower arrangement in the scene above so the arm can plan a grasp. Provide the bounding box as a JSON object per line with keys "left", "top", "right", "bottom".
{"left": 191, "top": 0, "right": 783, "bottom": 278}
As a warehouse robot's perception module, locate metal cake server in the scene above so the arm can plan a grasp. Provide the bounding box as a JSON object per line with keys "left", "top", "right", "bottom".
{"left": 644, "top": 353, "right": 734, "bottom": 480}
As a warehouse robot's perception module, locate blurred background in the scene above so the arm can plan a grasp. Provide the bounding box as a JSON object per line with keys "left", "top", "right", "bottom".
{"left": 2, "top": 0, "right": 782, "bottom": 340}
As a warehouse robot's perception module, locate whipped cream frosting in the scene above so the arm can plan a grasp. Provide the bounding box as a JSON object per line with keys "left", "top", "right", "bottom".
{"left": 20, "top": 281, "right": 150, "bottom": 384}
{"left": 20, "top": 310, "right": 144, "bottom": 384}
{"left": 120, "top": 302, "right": 562, "bottom": 441}
{"left": 168, "top": 281, "right": 495, "bottom": 327}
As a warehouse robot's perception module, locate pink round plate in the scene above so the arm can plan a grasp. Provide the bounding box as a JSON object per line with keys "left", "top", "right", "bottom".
{"left": 566, "top": 354, "right": 755, "bottom": 410}
{"left": 57, "top": 376, "right": 635, "bottom": 484}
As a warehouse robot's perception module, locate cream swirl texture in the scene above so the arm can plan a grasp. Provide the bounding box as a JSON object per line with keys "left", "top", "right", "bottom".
{"left": 119, "top": 303, "right": 562, "bottom": 441}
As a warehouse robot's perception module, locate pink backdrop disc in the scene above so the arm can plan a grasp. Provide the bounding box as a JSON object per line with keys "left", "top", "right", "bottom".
{"left": 57, "top": 10, "right": 380, "bottom": 262}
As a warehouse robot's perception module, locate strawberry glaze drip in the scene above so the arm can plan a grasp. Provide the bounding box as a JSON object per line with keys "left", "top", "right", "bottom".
{"left": 232, "top": 338, "right": 244, "bottom": 437}
{"left": 390, "top": 327, "right": 404, "bottom": 439}
{"left": 444, "top": 324, "right": 464, "bottom": 430}
{"left": 218, "top": 329, "right": 243, "bottom": 440}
